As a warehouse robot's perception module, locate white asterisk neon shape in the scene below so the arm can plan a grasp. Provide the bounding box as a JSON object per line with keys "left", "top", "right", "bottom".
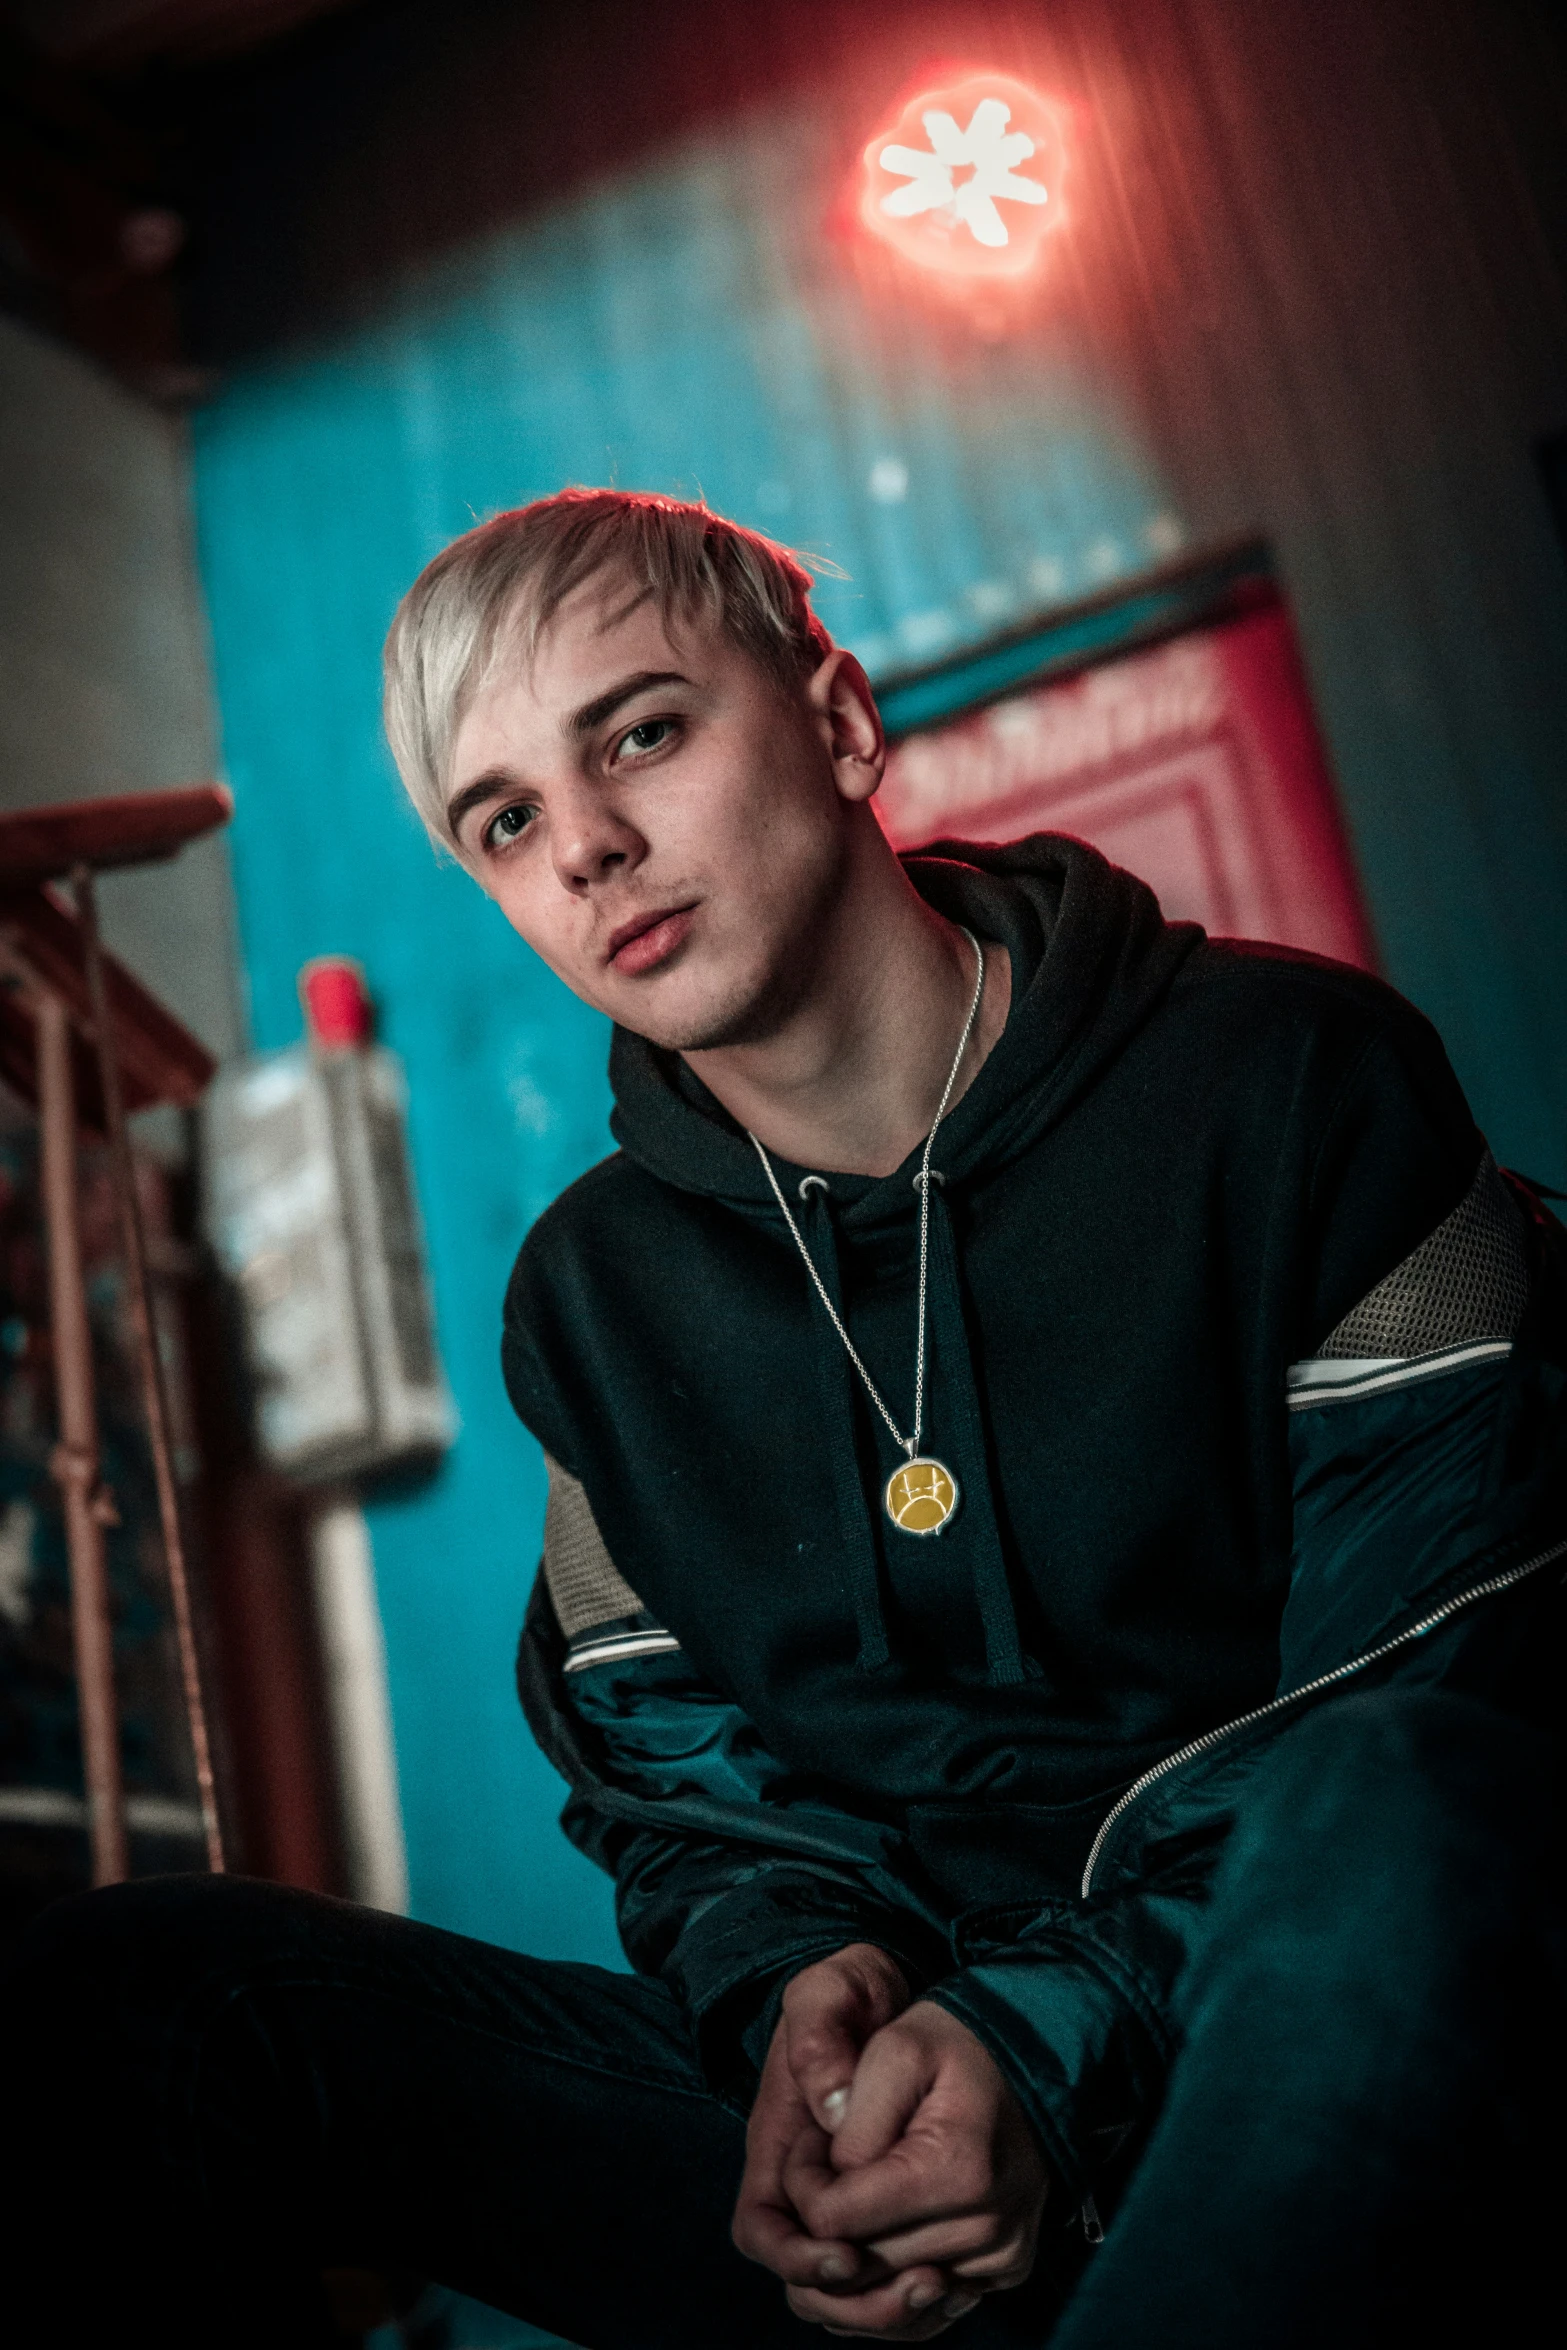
{"left": 879, "top": 98, "right": 1050, "bottom": 248}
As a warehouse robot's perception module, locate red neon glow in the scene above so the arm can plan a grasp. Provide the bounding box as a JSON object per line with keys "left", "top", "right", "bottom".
{"left": 860, "top": 72, "right": 1069, "bottom": 280}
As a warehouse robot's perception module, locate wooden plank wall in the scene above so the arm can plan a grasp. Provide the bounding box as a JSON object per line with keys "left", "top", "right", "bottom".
{"left": 1045, "top": 0, "right": 1567, "bottom": 1171}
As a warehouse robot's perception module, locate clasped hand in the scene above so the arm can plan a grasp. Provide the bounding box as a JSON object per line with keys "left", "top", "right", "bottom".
{"left": 731, "top": 1945, "right": 1049, "bottom": 2339}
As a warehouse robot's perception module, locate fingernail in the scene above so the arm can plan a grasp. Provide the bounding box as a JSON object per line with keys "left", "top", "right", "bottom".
{"left": 822, "top": 2086, "right": 849, "bottom": 2129}
{"left": 818, "top": 2252, "right": 854, "bottom": 2284}
{"left": 943, "top": 2290, "right": 983, "bottom": 2319}
{"left": 906, "top": 2282, "right": 943, "bottom": 2311}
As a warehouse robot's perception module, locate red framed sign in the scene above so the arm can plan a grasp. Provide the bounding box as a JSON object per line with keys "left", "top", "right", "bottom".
{"left": 874, "top": 553, "right": 1375, "bottom": 971}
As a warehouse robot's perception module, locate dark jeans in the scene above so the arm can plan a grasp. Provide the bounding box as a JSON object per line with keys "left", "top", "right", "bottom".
{"left": 1, "top": 1689, "right": 1561, "bottom": 2348}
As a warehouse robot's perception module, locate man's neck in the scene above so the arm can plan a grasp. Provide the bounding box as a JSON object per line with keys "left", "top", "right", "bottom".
{"left": 683, "top": 845, "right": 1012, "bottom": 1179}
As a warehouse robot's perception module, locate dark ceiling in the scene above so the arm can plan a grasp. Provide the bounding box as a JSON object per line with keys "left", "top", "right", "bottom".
{"left": 3, "top": 0, "right": 358, "bottom": 69}
{"left": 0, "top": 0, "right": 377, "bottom": 390}
{"left": 6, "top": 0, "right": 1567, "bottom": 413}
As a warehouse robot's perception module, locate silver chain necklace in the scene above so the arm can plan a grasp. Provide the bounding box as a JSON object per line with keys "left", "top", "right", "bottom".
{"left": 749, "top": 927, "right": 985, "bottom": 1538}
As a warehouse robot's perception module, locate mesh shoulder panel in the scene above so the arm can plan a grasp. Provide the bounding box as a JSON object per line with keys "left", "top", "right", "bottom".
{"left": 1319, "top": 1150, "right": 1529, "bottom": 1359}
{"left": 542, "top": 1457, "right": 646, "bottom": 1638}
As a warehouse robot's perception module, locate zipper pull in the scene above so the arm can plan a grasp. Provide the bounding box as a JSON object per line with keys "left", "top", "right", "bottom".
{"left": 1080, "top": 2193, "right": 1105, "bottom": 2245}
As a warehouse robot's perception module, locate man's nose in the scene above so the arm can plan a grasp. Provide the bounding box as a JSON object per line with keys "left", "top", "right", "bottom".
{"left": 551, "top": 788, "right": 645, "bottom": 894}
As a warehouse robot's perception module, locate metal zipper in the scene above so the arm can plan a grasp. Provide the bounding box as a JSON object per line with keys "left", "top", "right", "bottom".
{"left": 1080, "top": 1537, "right": 1567, "bottom": 1898}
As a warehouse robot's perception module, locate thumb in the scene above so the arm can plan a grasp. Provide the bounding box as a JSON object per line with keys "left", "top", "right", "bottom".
{"left": 781, "top": 1947, "right": 909, "bottom": 2135}
{"left": 787, "top": 2001, "right": 864, "bottom": 2135}
{"left": 830, "top": 2017, "right": 933, "bottom": 2172}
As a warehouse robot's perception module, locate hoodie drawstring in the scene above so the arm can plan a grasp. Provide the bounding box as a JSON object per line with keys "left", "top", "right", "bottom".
{"left": 924, "top": 1180, "right": 1028, "bottom": 1686}
{"left": 798, "top": 1177, "right": 1027, "bottom": 1687}
{"left": 800, "top": 1180, "right": 891, "bottom": 1671}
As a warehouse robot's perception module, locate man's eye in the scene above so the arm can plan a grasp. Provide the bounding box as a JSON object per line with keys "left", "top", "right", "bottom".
{"left": 482, "top": 803, "right": 535, "bottom": 849}
{"left": 618, "top": 718, "right": 674, "bottom": 758}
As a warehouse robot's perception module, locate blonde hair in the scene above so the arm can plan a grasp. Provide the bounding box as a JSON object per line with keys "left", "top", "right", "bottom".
{"left": 383, "top": 488, "right": 837, "bottom": 840}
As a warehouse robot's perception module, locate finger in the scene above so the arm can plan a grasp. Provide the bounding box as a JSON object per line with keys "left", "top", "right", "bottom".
{"left": 815, "top": 2294, "right": 981, "bottom": 2343}
{"left": 773, "top": 2135, "right": 897, "bottom": 2292}
{"left": 733, "top": 2194, "right": 876, "bottom": 2293}
{"left": 944, "top": 2212, "right": 1041, "bottom": 2289}
{"left": 734, "top": 2050, "right": 854, "bottom": 2282}
{"left": 793, "top": 2283, "right": 988, "bottom": 2340}
{"left": 782, "top": 2121, "right": 854, "bottom": 2223}
{"left": 793, "top": 2146, "right": 945, "bottom": 2247}
{"left": 948, "top": 2246, "right": 1034, "bottom": 2289}
{"left": 864, "top": 2212, "right": 1021, "bottom": 2274}
{"left": 829, "top": 2022, "right": 933, "bottom": 2172}
{"left": 742, "top": 2033, "right": 813, "bottom": 2192}
{"left": 785, "top": 2266, "right": 981, "bottom": 2337}
{"left": 797, "top": 2126, "right": 997, "bottom": 2247}
{"left": 785, "top": 1964, "right": 897, "bottom": 2133}
{"left": 814, "top": 2310, "right": 963, "bottom": 2343}
{"left": 735, "top": 2131, "right": 873, "bottom": 2290}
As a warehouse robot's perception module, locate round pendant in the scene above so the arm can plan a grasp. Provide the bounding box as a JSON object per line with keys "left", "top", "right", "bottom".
{"left": 884, "top": 1456, "right": 960, "bottom": 1536}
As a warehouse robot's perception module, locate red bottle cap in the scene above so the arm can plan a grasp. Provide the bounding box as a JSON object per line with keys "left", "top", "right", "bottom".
{"left": 299, "top": 956, "right": 373, "bottom": 1050}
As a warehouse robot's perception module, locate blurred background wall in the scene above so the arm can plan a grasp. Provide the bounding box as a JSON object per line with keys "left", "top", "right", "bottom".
{"left": 3, "top": 0, "right": 1566, "bottom": 1965}
{"left": 0, "top": 310, "right": 242, "bottom": 1068}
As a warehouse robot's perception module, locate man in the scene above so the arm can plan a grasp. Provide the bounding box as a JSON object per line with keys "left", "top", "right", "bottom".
{"left": 3, "top": 490, "right": 1563, "bottom": 2348}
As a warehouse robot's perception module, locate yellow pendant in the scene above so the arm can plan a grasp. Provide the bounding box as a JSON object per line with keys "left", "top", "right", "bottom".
{"left": 884, "top": 1456, "right": 960, "bottom": 1536}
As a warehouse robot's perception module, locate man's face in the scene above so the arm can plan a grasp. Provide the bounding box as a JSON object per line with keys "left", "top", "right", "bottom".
{"left": 445, "top": 577, "right": 882, "bottom": 1049}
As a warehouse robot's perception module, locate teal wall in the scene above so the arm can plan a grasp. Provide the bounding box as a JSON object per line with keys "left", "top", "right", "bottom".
{"left": 188, "top": 0, "right": 1567, "bottom": 1955}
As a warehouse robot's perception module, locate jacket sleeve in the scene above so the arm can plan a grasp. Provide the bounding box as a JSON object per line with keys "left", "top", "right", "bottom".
{"left": 922, "top": 1036, "right": 1567, "bottom": 2208}
{"left": 517, "top": 1456, "right": 947, "bottom": 2097}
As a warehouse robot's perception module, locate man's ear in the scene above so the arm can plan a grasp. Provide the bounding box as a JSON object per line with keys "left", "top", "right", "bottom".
{"left": 806, "top": 649, "right": 886, "bottom": 804}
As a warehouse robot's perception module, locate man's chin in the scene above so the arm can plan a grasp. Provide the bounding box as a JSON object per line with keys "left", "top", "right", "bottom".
{"left": 631, "top": 1009, "right": 765, "bottom": 1055}
{"left": 609, "top": 971, "right": 789, "bottom": 1056}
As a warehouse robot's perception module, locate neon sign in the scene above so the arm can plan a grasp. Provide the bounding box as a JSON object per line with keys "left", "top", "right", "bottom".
{"left": 860, "top": 72, "right": 1068, "bottom": 280}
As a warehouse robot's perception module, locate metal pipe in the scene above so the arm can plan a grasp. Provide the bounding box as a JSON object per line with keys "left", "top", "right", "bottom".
{"left": 36, "top": 988, "right": 128, "bottom": 1886}
{"left": 73, "top": 867, "right": 225, "bottom": 1874}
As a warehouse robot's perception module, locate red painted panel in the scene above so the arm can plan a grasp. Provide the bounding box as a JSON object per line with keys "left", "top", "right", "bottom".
{"left": 878, "top": 596, "right": 1377, "bottom": 970}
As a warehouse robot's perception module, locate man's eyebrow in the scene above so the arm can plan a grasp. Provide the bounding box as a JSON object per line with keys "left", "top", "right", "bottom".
{"left": 567, "top": 669, "right": 692, "bottom": 739}
{"left": 445, "top": 769, "right": 513, "bottom": 841}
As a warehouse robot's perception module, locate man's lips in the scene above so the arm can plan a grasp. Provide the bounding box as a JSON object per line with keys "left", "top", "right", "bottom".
{"left": 605, "top": 904, "right": 697, "bottom": 975}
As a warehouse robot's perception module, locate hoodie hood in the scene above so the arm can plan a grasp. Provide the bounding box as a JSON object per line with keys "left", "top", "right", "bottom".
{"left": 608, "top": 834, "right": 1203, "bottom": 1220}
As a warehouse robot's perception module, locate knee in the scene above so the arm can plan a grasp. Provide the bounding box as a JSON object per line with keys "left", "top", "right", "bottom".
{"left": 1175, "top": 1691, "right": 1560, "bottom": 2106}
{"left": 1215, "top": 1687, "right": 1553, "bottom": 1959}
{"left": 3, "top": 1874, "right": 329, "bottom": 2031}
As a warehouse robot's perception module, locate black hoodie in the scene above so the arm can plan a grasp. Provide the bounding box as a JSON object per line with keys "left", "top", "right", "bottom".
{"left": 505, "top": 837, "right": 1566, "bottom": 2176}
